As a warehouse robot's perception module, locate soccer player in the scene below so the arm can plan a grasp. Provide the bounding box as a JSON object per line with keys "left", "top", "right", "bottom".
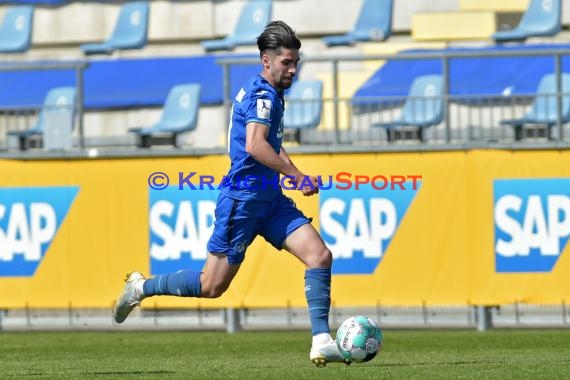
{"left": 113, "top": 20, "right": 346, "bottom": 366}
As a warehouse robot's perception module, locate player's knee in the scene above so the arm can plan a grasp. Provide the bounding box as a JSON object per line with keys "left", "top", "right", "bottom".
{"left": 200, "top": 283, "right": 228, "bottom": 298}
{"left": 201, "top": 289, "right": 224, "bottom": 298}
{"left": 308, "top": 246, "right": 332, "bottom": 268}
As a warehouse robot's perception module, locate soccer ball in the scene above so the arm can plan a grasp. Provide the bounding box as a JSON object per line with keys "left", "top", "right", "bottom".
{"left": 335, "top": 316, "right": 383, "bottom": 363}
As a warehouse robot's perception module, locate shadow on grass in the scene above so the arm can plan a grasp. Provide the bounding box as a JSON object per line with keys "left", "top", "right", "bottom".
{"left": 379, "top": 360, "right": 486, "bottom": 368}
{"left": 90, "top": 370, "right": 177, "bottom": 375}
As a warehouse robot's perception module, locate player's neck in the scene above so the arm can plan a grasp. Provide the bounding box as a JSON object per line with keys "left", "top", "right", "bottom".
{"left": 260, "top": 72, "right": 283, "bottom": 92}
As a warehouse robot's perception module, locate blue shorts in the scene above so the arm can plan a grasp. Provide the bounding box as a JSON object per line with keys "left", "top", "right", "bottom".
{"left": 207, "top": 192, "right": 311, "bottom": 265}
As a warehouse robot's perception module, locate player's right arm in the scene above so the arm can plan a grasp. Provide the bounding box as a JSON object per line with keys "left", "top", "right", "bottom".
{"left": 245, "top": 121, "right": 300, "bottom": 177}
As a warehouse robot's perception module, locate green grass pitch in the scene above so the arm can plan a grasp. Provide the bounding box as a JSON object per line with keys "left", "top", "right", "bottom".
{"left": 1, "top": 329, "right": 570, "bottom": 379}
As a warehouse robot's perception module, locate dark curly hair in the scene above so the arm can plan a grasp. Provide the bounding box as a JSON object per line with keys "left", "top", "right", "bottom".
{"left": 257, "top": 20, "right": 301, "bottom": 57}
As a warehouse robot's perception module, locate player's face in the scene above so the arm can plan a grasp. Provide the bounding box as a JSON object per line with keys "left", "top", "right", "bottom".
{"left": 265, "top": 48, "right": 300, "bottom": 90}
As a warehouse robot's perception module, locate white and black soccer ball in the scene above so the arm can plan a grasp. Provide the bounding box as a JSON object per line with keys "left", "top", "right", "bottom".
{"left": 335, "top": 316, "right": 383, "bottom": 363}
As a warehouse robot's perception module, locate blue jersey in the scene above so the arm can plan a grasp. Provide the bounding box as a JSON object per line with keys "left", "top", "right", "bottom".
{"left": 221, "top": 74, "right": 285, "bottom": 201}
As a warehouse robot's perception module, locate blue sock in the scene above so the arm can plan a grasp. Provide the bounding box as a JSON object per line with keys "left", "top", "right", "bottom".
{"left": 305, "top": 268, "right": 331, "bottom": 336}
{"left": 143, "top": 270, "right": 202, "bottom": 297}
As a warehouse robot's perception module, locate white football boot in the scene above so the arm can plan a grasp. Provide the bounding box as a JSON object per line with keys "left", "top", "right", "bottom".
{"left": 112, "top": 272, "right": 146, "bottom": 323}
{"left": 310, "top": 338, "right": 351, "bottom": 367}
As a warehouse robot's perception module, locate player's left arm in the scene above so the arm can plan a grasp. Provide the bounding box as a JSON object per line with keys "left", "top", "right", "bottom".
{"left": 278, "top": 146, "right": 295, "bottom": 167}
{"left": 279, "top": 146, "right": 319, "bottom": 194}
{"left": 245, "top": 123, "right": 317, "bottom": 196}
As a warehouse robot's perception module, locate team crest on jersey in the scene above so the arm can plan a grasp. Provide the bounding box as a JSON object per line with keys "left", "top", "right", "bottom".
{"left": 257, "top": 99, "right": 271, "bottom": 119}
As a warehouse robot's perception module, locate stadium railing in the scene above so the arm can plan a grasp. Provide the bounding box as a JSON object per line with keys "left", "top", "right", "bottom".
{"left": 283, "top": 79, "right": 324, "bottom": 144}
{"left": 3, "top": 48, "right": 570, "bottom": 154}
{"left": 6, "top": 86, "right": 76, "bottom": 150}
{"left": 0, "top": 60, "right": 87, "bottom": 151}
{"left": 217, "top": 48, "right": 570, "bottom": 149}
{"left": 500, "top": 73, "right": 570, "bottom": 140}
{"left": 129, "top": 83, "right": 201, "bottom": 148}
{"left": 370, "top": 74, "right": 444, "bottom": 142}
{"left": 0, "top": 303, "right": 568, "bottom": 332}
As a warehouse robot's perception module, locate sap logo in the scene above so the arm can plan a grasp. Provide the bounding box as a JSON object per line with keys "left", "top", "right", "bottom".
{"left": 149, "top": 187, "right": 218, "bottom": 274}
{"left": 494, "top": 179, "right": 570, "bottom": 273}
{"left": 320, "top": 183, "right": 420, "bottom": 274}
{"left": 0, "top": 187, "right": 79, "bottom": 277}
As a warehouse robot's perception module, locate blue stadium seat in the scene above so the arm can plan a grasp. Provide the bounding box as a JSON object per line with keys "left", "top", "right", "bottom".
{"left": 322, "top": 0, "right": 393, "bottom": 47}
{"left": 201, "top": 0, "right": 272, "bottom": 52}
{"left": 371, "top": 75, "right": 443, "bottom": 142}
{"left": 129, "top": 84, "right": 201, "bottom": 148}
{"left": 80, "top": 1, "right": 149, "bottom": 55}
{"left": 492, "top": 0, "right": 561, "bottom": 43}
{"left": 7, "top": 86, "right": 76, "bottom": 150}
{"left": 283, "top": 80, "right": 323, "bottom": 142}
{"left": 500, "top": 73, "right": 570, "bottom": 140}
{"left": 0, "top": 5, "right": 33, "bottom": 53}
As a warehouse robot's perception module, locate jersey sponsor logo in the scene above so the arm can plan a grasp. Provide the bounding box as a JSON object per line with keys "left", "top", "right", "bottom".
{"left": 257, "top": 99, "right": 271, "bottom": 119}
{"left": 320, "top": 183, "right": 420, "bottom": 274}
{"left": 149, "top": 187, "right": 217, "bottom": 274}
{"left": 0, "top": 187, "right": 79, "bottom": 277}
{"left": 494, "top": 179, "right": 570, "bottom": 273}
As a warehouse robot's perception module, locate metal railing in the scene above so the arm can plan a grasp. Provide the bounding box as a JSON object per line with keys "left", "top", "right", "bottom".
{"left": 1, "top": 303, "right": 569, "bottom": 332}
{"left": 0, "top": 61, "right": 88, "bottom": 150}
{"left": 218, "top": 48, "right": 570, "bottom": 149}
{"left": 1, "top": 50, "right": 570, "bottom": 154}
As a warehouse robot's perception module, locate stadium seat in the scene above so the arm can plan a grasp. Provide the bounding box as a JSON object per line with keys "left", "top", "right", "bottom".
{"left": 80, "top": 1, "right": 149, "bottom": 55}
{"left": 129, "top": 83, "right": 201, "bottom": 148}
{"left": 201, "top": 0, "right": 272, "bottom": 52}
{"left": 322, "top": 0, "right": 393, "bottom": 47}
{"left": 7, "top": 86, "right": 76, "bottom": 150}
{"left": 492, "top": 0, "right": 561, "bottom": 43}
{"left": 371, "top": 75, "right": 443, "bottom": 142}
{"left": 500, "top": 73, "right": 570, "bottom": 140}
{"left": 0, "top": 5, "right": 33, "bottom": 53}
{"left": 283, "top": 80, "right": 323, "bottom": 143}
